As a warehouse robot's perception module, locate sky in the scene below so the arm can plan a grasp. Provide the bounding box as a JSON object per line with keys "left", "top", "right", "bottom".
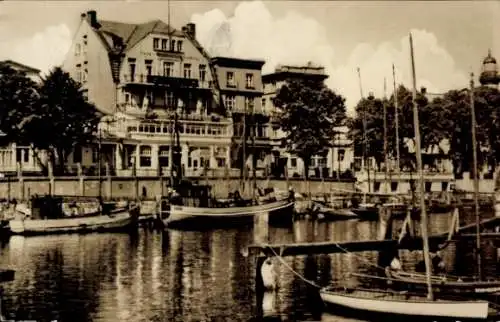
{"left": 0, "top": 0, "right": 499, "bottom": 115}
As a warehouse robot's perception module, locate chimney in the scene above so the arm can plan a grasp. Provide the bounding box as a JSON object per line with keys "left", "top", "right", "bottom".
{"left": 368, "top": 91, "right": 375, "bottom": 100}
{"left": 186, "top": 23, "right": 196, "bottom": 39}
{"left": 87, "top": 10, "right": 98, "bottom": 28}
{"left": 421, "top": 87, "right": 427, "bottom": 94}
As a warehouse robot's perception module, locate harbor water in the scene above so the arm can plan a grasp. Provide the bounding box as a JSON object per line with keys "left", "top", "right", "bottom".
{"left": 0, "top": 210, "right": 497, "bottom": 322}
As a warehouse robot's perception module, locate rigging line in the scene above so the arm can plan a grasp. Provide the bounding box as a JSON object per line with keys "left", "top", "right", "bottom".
{"left": 332, "top": 242, "right": 387, "bottom": 271}
{"left": 267, "top": 246, "right": 322, "bottom": 289}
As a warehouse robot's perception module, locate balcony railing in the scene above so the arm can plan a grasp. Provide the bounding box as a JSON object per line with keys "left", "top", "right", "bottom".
{"left": 110, "top": 118, "right": 233, "bottom": 139}
{"left": 121, "top": 74, "right": 211, "bottom": 89}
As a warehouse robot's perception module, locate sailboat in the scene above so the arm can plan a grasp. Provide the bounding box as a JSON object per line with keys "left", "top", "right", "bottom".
{"left": 385, "top": 72, "right": 500, "bottom": 295}
{"left": 319, "top": 33, "right": 493, "bottom": 320}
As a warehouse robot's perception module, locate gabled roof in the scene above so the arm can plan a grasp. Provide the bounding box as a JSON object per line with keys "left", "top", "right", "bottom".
{"left": 1, "top": 60, "right": 40, "bottom": 74}
{"left": 96, "top": 19, "right": 185, "bottom": 52}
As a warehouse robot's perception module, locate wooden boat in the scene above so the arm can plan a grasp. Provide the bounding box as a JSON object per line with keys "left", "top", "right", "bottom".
{"left": 313, "top": 203, "right": 358, "bottom": 221}
{"left": 351, "top": 203, "right": 379, "bottom": 220}
{"left": 320, "top": 286, "right": 490, "bottom": 320}
{"left": 164, "top": 199, "right": 294, "bottom": 228}
{"left": 386, "top": 269, "right": 500, "bottom": 294}
{"left": 9, "top": 196, "right": 139, "bottom": 235}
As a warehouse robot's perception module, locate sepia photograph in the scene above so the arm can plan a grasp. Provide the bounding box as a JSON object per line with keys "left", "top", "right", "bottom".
{"left": 0, "top": 0, "right": 499, "bottom": 321}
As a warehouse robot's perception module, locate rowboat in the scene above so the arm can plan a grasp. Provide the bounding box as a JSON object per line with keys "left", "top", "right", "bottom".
{"left": 313, "top": 203, "right": 359, "bottom": 221}
{"left": 320, "top": 286, "right": 491, "bottom": 320}
{"left": 163, "top": 199, "right": 294, "bottom": 228}
{"left": 386, "top": 269, "right": 500, "bottom": 294}
{"left": 9, "top": 199, "right": 140, "bottom": 236}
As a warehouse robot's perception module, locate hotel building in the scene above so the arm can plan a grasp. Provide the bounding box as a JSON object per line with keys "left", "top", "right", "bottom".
{"left": 262, "top": 63, "right": 354, "bottom": 179}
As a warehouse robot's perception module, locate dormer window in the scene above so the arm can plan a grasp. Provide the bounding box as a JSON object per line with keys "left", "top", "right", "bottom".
{"left": 227, "top": 71, "right": 235, "bottom": 87}
{"left": 161, "top": 39, "right": 168, "bottom": 51}
{"left": 170, "top": 39, "right": 176, "bottom": 52}
{"left": 153, "top": 38, "right": 159, "bottom": 50}
{"left": 177, "top": 40, "right": 183, "bottom": 52}
{"left": 245, "top": 73, "right": 254, "bottom": 89}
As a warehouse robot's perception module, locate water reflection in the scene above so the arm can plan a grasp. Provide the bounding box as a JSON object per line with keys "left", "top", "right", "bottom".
{"left": 0, "top": 211, "right": 494, "bottom": 321}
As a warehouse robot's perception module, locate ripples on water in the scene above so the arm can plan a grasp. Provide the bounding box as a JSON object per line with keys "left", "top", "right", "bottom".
{"left": 0, "top": 211, "right": 496, "bottom": 321}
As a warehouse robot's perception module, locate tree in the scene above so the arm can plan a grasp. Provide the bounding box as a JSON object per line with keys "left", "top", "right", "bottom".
{"left": 348, "top": 85, "right": 445, "bottom": 171}
{"left": 22, "top": 67, "right": 101, "bottom": 175}
{"left": 0, "top": 63, "right": 39, "bottom": 146}
{"left": 272, "top": 78, "right": 346, "bottom": 178}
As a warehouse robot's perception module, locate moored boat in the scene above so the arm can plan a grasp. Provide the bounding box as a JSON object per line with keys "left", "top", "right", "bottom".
{"left": 9, "top": 196, "right": 139, "bottom": 236}
{"left": 386, "top": 269, "right": 500, "bottom": 295}
{"left": 320, "top": 286, "right": 491, "bottom": 320}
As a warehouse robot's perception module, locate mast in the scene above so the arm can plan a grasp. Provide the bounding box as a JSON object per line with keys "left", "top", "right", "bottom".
{"left": 251, "top": 100, "right": 257, "bottom": 203}
{"left": 392, "top": 64, "right": 401, "bottom": 173}
{"left": 242, "top": 96, "right": 247, "bottom": 194}
{"left": 384, "top": 77, "right": 389, "bottom": 193}
{"left": 470, "top": 72, "right": 482, "bottom": 280}
{"left": 409, "top": 32, "right": 433, "bottom": 300}
{"left": 357, "top": 67, "right": 370, "bottom": 194}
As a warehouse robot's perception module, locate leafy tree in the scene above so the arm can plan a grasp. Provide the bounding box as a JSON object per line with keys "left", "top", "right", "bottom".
{"left": 272, "top": 78, "right": 346, "bottom": 178}
{"left": 348, "top": 85, "right": 447, "bottom": 171}
{"left": 22, "top": 67, "right": 101, "bottom": 175}
{"left": 0, "top": 63, "right": 39, "bottom": 146}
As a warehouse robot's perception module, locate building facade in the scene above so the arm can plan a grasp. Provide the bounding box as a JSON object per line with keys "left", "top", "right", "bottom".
{"left": 262, "top": 63, "right": 354, "bottom": 179}
{"left": 62, "top": 10, "right": 237, "bottom": 177}
{"left": 0, "top": 60, "right": 44, "bottom": 176}
{"left": 210, "top": 57, "right": 270, "bottom": 177}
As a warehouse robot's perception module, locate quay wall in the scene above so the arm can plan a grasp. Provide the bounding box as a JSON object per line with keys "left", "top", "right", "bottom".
{"left": 0, "top": 176, "right": 355, "bottom": 201}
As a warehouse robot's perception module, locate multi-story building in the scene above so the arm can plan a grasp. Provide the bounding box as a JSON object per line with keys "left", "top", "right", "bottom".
{"left": 262, "top": 63, "right": 354, "bottom": 179}
{"left": 210, "top": 57, "right": 270, "bottom": 177}
{"left": 0, "top": 60, "right": 43, "bottom": 176}
{"left": 62, "top": 10, "right": 234, "bottom": 176}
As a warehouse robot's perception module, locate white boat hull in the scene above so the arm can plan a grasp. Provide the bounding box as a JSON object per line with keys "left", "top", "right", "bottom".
{"left": 164, "top": 200, "right": 294, "bottom": 227}
{"left": 320, "top": 288, "right": 489, "bottom": 319}
{"left": 9, "top": 206, "right": 139, "bottom": 235}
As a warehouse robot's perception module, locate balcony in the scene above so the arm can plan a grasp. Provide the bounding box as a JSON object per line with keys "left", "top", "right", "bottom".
{"left": 147, "top": 75, "right": 198, "bottom": 88}
{"left": 120, "top": 74, "right": 210, "bottom": 89}
{"left": 109, "top": 118, "right": 233, "bottom": 140}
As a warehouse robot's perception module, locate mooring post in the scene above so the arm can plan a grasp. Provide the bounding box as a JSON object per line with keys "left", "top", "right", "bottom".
{"left": 255, "top": 254, "right": 266, "bottom": 318}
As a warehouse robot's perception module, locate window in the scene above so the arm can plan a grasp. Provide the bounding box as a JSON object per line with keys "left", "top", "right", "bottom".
{"left": 245, "top": 73, "right": 254, "bottom": 88}
{"left": 261, "top": 98, "right": 266, "bottom": 109}
{"left": 139, "top": 146, "right": 152, "bottom": 167}
{"left": 92, "top": 147, "right": 99, "bottom": 163}
{"left": 153, "top": 38, "right": 160, "bottom": 49}
{"left": 161, "top": 39, "right": 168, "bottom": 51}
{"left": 177, "top": 40, "right": 183, "bottom": 52}
{"left": 216, "top": 158, "right": 226, "bottom": 168}
{"left": 82, "top": 68, "right": 88, "bottom": 83}
{"left": 166, "top": 92, "right": 176, "bottom": 107}
{"left": 158, "top": 146, "right": 169, "bottom": 168}
{"left": 145, "top": 60, "right": 152, "bottom": 76}
{"left": 224, "top": 95, "right": 236, "bottom": 110}
{"left": 170, "top": 39, "right": 176, "bottom": 52}
{"left": 75, "top": 44, "right": 81, "bottom": 56}
{"left": 245, "top": 97, "right": 254, "bottom": 112}
{"left": 128, "top": 58, "right": 136, "bottom": 82}
{"left": 290, "top": 158, "right": 297, "bottom": 168}
{"left": 163, "top": 62, "right": 173, "bottom": 77}
{"left": 73, "top": 146, "right": 82, "bottom": 163}
{"left": 183, "top": 63, "right": 191, "bottom": 78}
{"left": 199, "top": 64, "right": 206, "bottom": 82}
{"left": 124, "top": 92, "right": 131, "bottom": 104}
{"left": 76, "top": 64, "right": 82, "bottom": 82}
{"left": 226, "top": 71, "right": 235, "bottom": 87}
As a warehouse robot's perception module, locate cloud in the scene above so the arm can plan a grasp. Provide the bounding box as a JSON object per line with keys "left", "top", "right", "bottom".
{"left": 0, "top": 23, "right": 72, "bottom": 75}
{"left": 191, "top": 1, "right": 468, "bottom": 116}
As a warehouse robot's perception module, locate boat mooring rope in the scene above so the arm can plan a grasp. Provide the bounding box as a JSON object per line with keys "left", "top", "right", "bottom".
{"left": 267, "top": 246, "right": 322, "bottom": 289}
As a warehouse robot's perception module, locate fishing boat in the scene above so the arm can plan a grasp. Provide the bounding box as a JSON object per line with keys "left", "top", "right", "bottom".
{"left": 9, "top": 195, "right": 139, "bottom": 235}
{"left": 320, "top": 34, "right": 495, "bottom": 320}
{"left": 161, "top": 180, "right": 294, "bottom": 228}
